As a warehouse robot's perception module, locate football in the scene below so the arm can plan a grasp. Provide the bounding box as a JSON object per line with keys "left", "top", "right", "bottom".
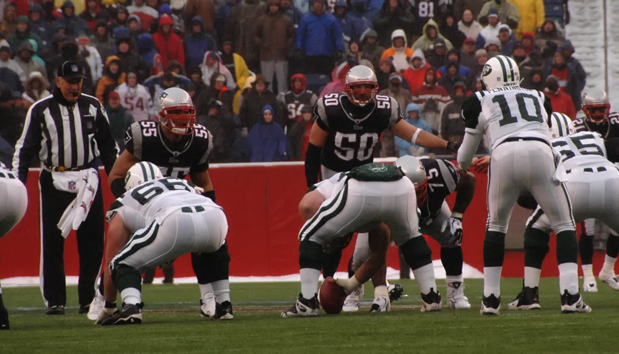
{"left": 319, "top": 277, "right": 347, "bottom": 314}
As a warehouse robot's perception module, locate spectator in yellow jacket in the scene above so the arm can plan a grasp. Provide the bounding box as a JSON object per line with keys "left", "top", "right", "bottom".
{"left": 510, "top": 0, "right": 545, "bottom": 40}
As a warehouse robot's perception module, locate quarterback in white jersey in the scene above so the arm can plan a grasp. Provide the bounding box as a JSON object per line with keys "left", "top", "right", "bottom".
{"left": 98, "top": 162, "right": 229, "bottom": 325}
{"left": 509, "top": 114, "right": 619, "bottom": 309}
{"left": 0, "top": 163, "right": 28, "bottom": 330}
{"left": 457, "top": 55, "right": 587, "bottom": 315}
{"left": 116, "top": 74, "right": 154, "bottom": 122}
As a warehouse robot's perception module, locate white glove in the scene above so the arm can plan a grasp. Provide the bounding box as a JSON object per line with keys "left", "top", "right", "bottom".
{"left": 335, "top": 277, "right": 361, "bottom": 295}
{"left": 193, "top": 186, "right": 205, "bottom": 195}
{"left": 95, "top": 307, "right": 118, "bottom": 325}
{"left": 442, "top": 217, "right": 463, "bottom": 247}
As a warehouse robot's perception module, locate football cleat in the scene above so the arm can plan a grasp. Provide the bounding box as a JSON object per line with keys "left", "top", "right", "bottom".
{"left": 507, "top": 286, "right": 541, "bottom": 310}
{"left": 446, "top": 282, "right": 471, "bottom": 309}
{"left": 281, "top": 294, "right": 320, "bottom": 318}
{"left": 95, "top": 307, "right": 118, "bottom": 325}
{"left": 0, "top": 307, "right": 9, "bottom": 330}
{"left": 100, "top": 303, "right": 143, "bottom": 326}
{"left": 480, "top": 294, "right": 501, "bottom": 315}
{"left": 582, "top": 279, "right": 598, "bottom": 292}
{"left": 46, "top": 305, "right": 65, "bottom": 315}
{"left": 388, "top": 283, "right": 404, "bottom": 303}
{"left": 598, "top": 270, "right": 619, "bottom": 290}
{"left": 87, "top": 293, "right": 105, "bottom": 321}
{"left": 212, "top": 301, "right": 234, "bottom": 320}
{"left": 342, "top": 285, "right": 364, "bottom": 312}
{"left": 420, "top": 288, "right": 442, "bottom": 312}
{"left": 369, "top": 296, "right": 390, "bottom": 312}
{"left": 561, "top": 291, "right": 591, "bottom": 314}
{"left": 200, "top": 293, "right": 216, "bottom": 318}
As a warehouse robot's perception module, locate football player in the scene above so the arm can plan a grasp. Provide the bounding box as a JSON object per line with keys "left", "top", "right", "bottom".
{"left": 508, "top": 112, "right": 619, "bottom": 310}
{"left": 98, "top": 162, "right": 229, "bottom": 325}
{"left": 458, "top": 55, "right": 587, "bottom": 315}
{"left": 0, "top": 162, "right": 28, "bottom": 330}
{"left": 281, "top": 161, "right": 441, "bottom": 317}
{"left": 89, "top": 87, "right": 232, "bottom": 321}
{"left": 278, "top": 73, "right": 318, "bottom": 132}
{"left": 571, "top": 91, "right": 619, "bottom": 292}
{"left": 305, "top": 65, "right": 457, "bottom": 301}
{"left": 344, "top": 155, "right": 476, "bottom": 311}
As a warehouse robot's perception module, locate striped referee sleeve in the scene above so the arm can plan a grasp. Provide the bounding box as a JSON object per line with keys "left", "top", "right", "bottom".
{"left": 12, "top": 97, "right": 49, "bottom": 183}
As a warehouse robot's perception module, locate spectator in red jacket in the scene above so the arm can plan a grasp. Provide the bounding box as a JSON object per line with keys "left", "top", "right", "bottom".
{"left": 402, "top": 48, "right": 432, "bottom": 95}
{"left": 80, "top": 0, "right": 110, "bottom": 34}
{"left": 411, "top": 67, "right": 450, "bottom": 134}
{"left": 544, "top": 75, "right": 576, "bottom": 119}
{"left": 152, "top": 14, "right": 185, "bottom": 70}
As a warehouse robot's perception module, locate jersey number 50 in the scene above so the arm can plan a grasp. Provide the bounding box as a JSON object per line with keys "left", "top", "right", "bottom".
{"left": 334, "top": 132, "right": 379, "bottom": 161}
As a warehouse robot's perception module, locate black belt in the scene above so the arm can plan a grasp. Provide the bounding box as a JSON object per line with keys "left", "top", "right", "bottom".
{"left": 45, "top": 164, "right": 94, "bottom": 172}
{"left": 499, "top": 136, "right": 550, "bottom": 147}
{"left": 181, "top": 206, "right": 206, "bottom": 213}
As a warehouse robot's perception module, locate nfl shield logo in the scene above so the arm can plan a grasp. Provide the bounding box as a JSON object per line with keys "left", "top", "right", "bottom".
{"left": 68, "top": 181, "right": 77, "bottom": 191}
{"left": 86, "top": 121, "right": 93, "bottom": 129}
{"left": 71, "top": 64, "right": 79, "bottom": 72}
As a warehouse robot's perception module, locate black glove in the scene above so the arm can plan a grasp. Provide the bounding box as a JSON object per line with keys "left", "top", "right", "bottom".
{"left": 507, "top": 19, "right": 519, "bottom": 29}
{"left": 478, "top": 16, "right": 488, "bottom": 26}
{"left": 446, "top": 141, "right": 461, "bottom": 153}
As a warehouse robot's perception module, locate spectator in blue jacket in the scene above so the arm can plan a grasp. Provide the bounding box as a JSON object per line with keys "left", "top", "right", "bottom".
{"left": 396, "top": 102, "right": 432, "bottom": 157}
{"left": 184, "top": 16, "right": 218, "bottom": 69}
{"left": 29, "top": 4, "right": 53, "bottom": 46}
{"left": 559, "top": 39, "right": 586, "bottom": 110}
{"left": 138, "top": 33, "right": 163, "bottom": 75}
{"left": 215, "top": 0, "right": 240, "bottom": 45}
{"left": 295, "top": 0, "right": 343, "bottom": 75}
{"left": 243, "top": 104, "right": 290, "bottom": 162}
{"left": 349, "top": 0, "right": 373, "bottom": 32}
{"left": 56, "top": 1, "right": 91, "bottom": 37}
{"left": 281, "top": 0, "right": 303, "bottom": 29}
{"left": 334, "top": 0, "right": 370, "bottom": 44}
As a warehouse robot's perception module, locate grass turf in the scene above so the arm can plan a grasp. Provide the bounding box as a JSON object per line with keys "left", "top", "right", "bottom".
{"left": 0, "top": 278, "right": 617, "bottom": 353}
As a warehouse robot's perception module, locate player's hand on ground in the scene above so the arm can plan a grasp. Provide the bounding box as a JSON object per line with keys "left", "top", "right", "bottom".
{"left": 471, "top": 156, "right": 490, "bottom": 173}
{"left": 95, "top": 307, "right": 118, "bottom": 325}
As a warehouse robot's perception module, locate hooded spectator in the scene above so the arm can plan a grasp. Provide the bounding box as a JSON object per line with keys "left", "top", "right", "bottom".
{"left": 346, "top": 40, "right": 374, "bottom": 71}
{"left": 281, "top": 0, "right": 304, "bottom": 29}
{"left": 438, "top": 49, "right": 471, "bottom": 77}
{"left": 411, "top": 67, "right": 450, "bottom": 134}
{"left": 96, "top": 55, "right": 126, "bottom": 104}
{"left": 187, "top": 66, "right": 209, "bottom": 99}
{"left": 226, "top": 0, "right": 266, "bottom": 71}
{"left": 128, "top": 0, "right": 159, "bottom": 32}
{"left": 197, "top": 99, "right": 236, "bottom": 162}
{"left": 80, "top": 0, "right": 110, "bottom": 33}
{"left": 520, "top": 31, "right": 537, "bottom": 55}
{"left": 115, "top": 31, "right": 151, "bottom": 82}
{"left": 511, "top": 41, "right": 531, "bottom": 67}
{"left": 411, "top": 19, "right": 454, "bottom": 54}
{"left": 15, "top": 40, "right": 48, "bottom": 79}
{"left": 559, "top": 39, "right": 586, "bottom": 110}
{"left": 349, "top": 0, "right": 372, "bottom": 37}
{"left": 426, "top": 38, "right": 448, "bottom": 70}
{"left": 105, "top": 90, "right": 134, "bottom": 151}
{"left": 512, "top": 0, "right": 545, "bottom": 40}
{"left": 200, "top": 51, "right": 236, "bottom": 91}
{"left": 242, "top": 104, "right": 290, "bottom": 162}
{"left": 378, "top": 72, "right": 412, "bottom": 156}
{"left": 439, "top": 81, "right": 467, "bottom": 144}
{"left": 109, "top": 5, "right": 129, "bottom": 31}
{"left": 127, "top": 14, "right": 144, "bottom": 46}
{"left": 137, "top": 33, "right": 163, "bottom": 76}
{"left": 219, "top": 41, "right": 252, "bottom": 114}
{"left": 396, "top": 102, "right": 431, "bottom": 156}
{"left": 56, "top": 0, "right": 92, "bottom": 36}
{"left": 240, "top": 74, "right": 285, "bottom": 131}
{"left": 0, "top": 3, "right": 18, "bottom": 38}
{"left": 467, "top": 48, "right": 488, "bottom": 86}
{"left": 458, "top": 9, "right": 483, "bottom": 40}
{"left": 360, "top": 29, "right": 384, "bottom": 69}
{"left": 475, "top": 8, "right": 501, "bottom": 49}
{"left": 521, "top": 67, "right": 545, "bottom": 91}
{"left": 439, "top": 61, "right": 467, "bottom": 95}
{"left": 90, "top": 19, "right": 114, "bottom": 59}
{"left": 287, "top": 105, "right": 314, "bottom": 161}
{"left": 203, "top": 73, "right": 235, "bottom": 114}
{"left": 478, "top": 0, "right": 519, "bottom": 29}
{"left": 184, "top": 0, "right": 217, "bottom": 34}
{"left": 439, "top": 10, "right": 466, "bottom": 50}
{"left": 498, "top": 24, "right": 517, "bottom": 56}
{"left": 23, "top": 71, "right": 51, "bottom": 104}
{"left": 184, "top": 16, "right": 218, "bottom": 69}
{"left": 381, "top": 29, "right": 414, "bottom": 73}
{"left": 372, "top": 0, "right": 414, "bottom": 48}
{"left": 29, "top": 4, "right": 54, "bottom": 45}
{"left": 0, "top": 40, "right": 27, "bottom": 85}
{"left": 543, "top": 74, "right": 576, "bottom": 119}
{"left": 278, "top": 73, "right": 318, "bottom": 131}
{"left": 403, "top": 48, "right": 433, "bottom": 94}
{"left": 215, "top": 0, "right": 241, "bottom": 44}
{"left": 534, "top": 19, "right": 564, "bottom": 49}
{"left": 376, "top": 57, "right": 394, "bottom": 91}
{"left": 8, "top": 15, "right": 44, "bottom": 53}
{"left": 460, "top": 37, "right": 478, "bottom": 69}
{"left": 485, "top": 37, "right": 501, "bottom": 58}
{"left": 152, "top": 14, "right": 185, "bottom": 70}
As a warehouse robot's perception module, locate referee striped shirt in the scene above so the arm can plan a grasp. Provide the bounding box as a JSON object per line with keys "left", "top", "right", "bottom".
{"left": 12, "top": 89, "right": 119, "bottom": 182}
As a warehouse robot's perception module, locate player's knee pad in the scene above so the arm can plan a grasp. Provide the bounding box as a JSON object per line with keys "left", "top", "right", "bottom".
{"left": 483, "top": 231, "right": 505, "bottom": 267}
{"left": 113, "top": 264, "right": 142, "bottom": 292}
{"left": 607, "top": 234, "right": 619, "bottom": 258}
{"left": 556, "top": 230, "right": 578, "bottom": 265}
{"left": 299, "top": 240, "right": 324, "bottom": 271}
{"left": 399, "top": 236, "right": 432, "bottom": 270}
{"left": 523, "top": 228, "right": 550, "bottom": 269}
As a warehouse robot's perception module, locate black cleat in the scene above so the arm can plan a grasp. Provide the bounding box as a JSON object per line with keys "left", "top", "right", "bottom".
{"left": 212, "top": 301, "right": 234, "bottom": 320}
{"left": 46, "top": 305, "right": 65, "bottom": 315}
{"left": 420, "top": 288, "right": 442, "bottom": 312}
{"left": 507, "top": 286, "right": 541, "bottom": 310}
{"left": 388, "top": 284, "right": 404, "bottom": 303}
{"left": 78, "top": 304, "right": 90, "bottom": 314}
{"left": 100, "top": 303, "right": 143, "bottom": 325}
{"left": 0, "top": 307, "right": 9, "bottom": 330}
{"left": 561, "top": 291, "right": 591, "bottom": 313}
{"left": 281, "top": 294, "right": 320, "bottom": 318}
{"left": 480, "top": 294, "right": 501, "bottom": 315}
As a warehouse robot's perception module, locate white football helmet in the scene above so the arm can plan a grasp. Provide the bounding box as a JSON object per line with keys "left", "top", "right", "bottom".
{"left": 156, "top": 87, "right": 196, "bottom": 135}
{"left": 395, "top": 155, "right": 428, "bottom": 205}
{"left": 582, "top": 89, "right": 610, "bottom": 124}
{"left": 345, "top": 65, "right": 379, "bottom": 107}
{"left": 481, "top": 55, "right": 520, "bottom": 90}
{"left": 124, "top": 161, "right": 164, "bottom": 191}
{"left": 549, "top": 112, "right": 575, "bottom": 139}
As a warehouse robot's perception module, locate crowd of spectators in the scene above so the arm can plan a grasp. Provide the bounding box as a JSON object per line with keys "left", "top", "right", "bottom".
{"left": 0, "top": 0, "right": 580, "bottom": 165}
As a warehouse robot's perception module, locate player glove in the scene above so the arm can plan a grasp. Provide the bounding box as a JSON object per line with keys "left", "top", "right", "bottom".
{"left": 443, "top": 216, "right": 463, "bottom": 247}
{"left": 95, "top": 303, "right": 118, "bottom": 325}
{"left": 446, "top": 141, "right": 461, "bottom": 153}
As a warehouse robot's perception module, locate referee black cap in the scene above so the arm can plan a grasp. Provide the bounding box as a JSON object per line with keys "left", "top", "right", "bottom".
{"left": 57, "top": 61, "right": 85, "bottom": 80}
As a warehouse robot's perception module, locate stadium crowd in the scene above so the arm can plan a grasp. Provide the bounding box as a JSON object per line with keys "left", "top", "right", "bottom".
{"left": 0, "top": 0, "right": 579, "bottom": 165}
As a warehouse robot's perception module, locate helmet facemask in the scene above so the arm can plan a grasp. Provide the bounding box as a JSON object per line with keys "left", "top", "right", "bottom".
{"left": 583, "top": 103, "right": 610, "bottom": 124}
{"left": 345, "top": 82, "right": 378, "bottom": 107}
{"left": 159, "top": 105, "right": 196, "bottom": 135}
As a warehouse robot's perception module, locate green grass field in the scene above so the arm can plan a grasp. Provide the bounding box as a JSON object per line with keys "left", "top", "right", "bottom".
{"left": 0, "top": 278, "right": 617, "bottom": 354}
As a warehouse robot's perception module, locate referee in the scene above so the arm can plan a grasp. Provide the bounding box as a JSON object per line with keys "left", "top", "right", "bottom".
{"left": 12, "top": 61, "right": 118, "bottom": 315}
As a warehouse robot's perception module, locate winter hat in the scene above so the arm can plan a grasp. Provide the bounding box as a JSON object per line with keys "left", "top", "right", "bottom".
{"left": 215, "top": 74, "right": 226, "bottom": 82}
{"left": 487, "top": 8, "right": 499, "bottom": 18}
{"left": 559, "top": 39, "right": 575, "bottom": 53}
{"left": 498, "top": 24, "right": 511, "bottom": 33}
{"left": 301, "top": 105, "right": 312, "bottom": 114}
{"left": 158, "top": 14, "right": 174, "bottom": 26}
{"left": 389, "top": 72, "right": 403, "bottom": 82}
{"left": 77, "top": 36, "right": 90, "bottom": 46}
{"left": 29, "top": 4, "right": 43, "bottom": 13}
{"left": 434, "top": 37, "right": 446, "bottom": 48}
{"left": 521, "top": 32, "right": 535, "bottom": 40}
{"left": 464, "top": 37, "right": 476, "bottom": 45}
{"left": 17, "top": 15, "right": 30, "bottom": 24}
{"left": 485, "top": 37, "right": 501, "bottom": 49}
{"left": 475, "top": 48, "right": 488, "bottom": 57}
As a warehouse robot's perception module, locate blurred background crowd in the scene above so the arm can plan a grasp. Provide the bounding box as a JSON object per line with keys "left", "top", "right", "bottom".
{"left": 0, "top": 0, "right": 579, "bottom": 165}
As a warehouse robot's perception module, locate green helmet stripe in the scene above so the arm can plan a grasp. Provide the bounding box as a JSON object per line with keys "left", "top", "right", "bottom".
{"left": 497, "top": 56, "right": 508, "bottom": 83}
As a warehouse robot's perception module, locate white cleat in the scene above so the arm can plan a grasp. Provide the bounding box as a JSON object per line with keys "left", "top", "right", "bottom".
{"left": 561, "top": 291, "right": 591, "bottom": 314}
{"left": 200, "top": 292, "right": 217, "bottom": 318}
{"left": 446, "top": 282, "right": 471, "bottom": 309}
{"left": 369, "top": 296, "right": 390, "bottom": 312}
{"left": 87, "top": 293, "right": 105, "bottom": 321}
{"left": 480, "top": 294, "right": 500, "bottom": 315}
{"left": 598, "top": 270, "right": 619, "bottom": 290}
{"left": 342, "top": 285, "right": 364, "bottom": 312}
{"left": 582, "top": 279, "right": 598, "bottom": 293}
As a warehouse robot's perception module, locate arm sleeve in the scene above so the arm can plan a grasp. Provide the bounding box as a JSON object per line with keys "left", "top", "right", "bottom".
{"left": 605, "top": 138, "right": 619, "bottom": 163}
{"left": 461, "top": 94, "right": 481, "bottom": 130}
{"left": 305, "top": 143, "right": 322, "bottom": 188}
{"left": 95, "top": 103, "right": 119, "bottom": 175}
{"left": 12, "top": 104, "right": 42, "bottom": 183}
{"left": 543, "top": 95, "right": 553, "bottom": 127}
{"left": 457, "top": 130, "right": 482, "bottom": 171}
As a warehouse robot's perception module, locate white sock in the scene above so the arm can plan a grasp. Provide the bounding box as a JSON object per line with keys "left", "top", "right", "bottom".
{"left": 199, "top": 283, "right": 214, "bottom": 299}
{"left": 374, "top": 285, "right": 388, "bottom": 298}
{"left": 483, "top": 266, "right": 502, "bottom": 297}
{"left": 582, "top": 264, "right": 595, "bottom": 280}
{"left": 524, "top": 267, "right": 542, "bottom": 288}
{"left": 120, "top": 287, "right": 141, "bottom": 305}
{"left": 445, "top": 275, "right": 463, "bottom": 285}
{"left": 412, "top": 264, "right": 436, "bottom": 294}
{"left": 300, "top": 268, "right": 321, "bottom": 299}
{"left": 212, "top": 279, "right": 230, "bottom": 303}
{"left": 559, "top": 262, "right": 579, "bottom": 295}
{"left": 601, "top": 255, "right": 617, "bottom": 274}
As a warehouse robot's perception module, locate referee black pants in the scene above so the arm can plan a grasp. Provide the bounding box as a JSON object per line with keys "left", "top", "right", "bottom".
{"left": 39, "top": 170, "right": 104, "bottom": 308}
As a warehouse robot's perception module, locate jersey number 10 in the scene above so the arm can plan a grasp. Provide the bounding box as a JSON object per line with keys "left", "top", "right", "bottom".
{"left": 493, "top": 93, "right": 543, "bottom": 127}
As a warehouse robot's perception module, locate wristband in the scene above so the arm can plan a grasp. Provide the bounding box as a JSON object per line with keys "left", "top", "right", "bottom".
{"left": 411, "top": 129, "right": 422, "bottom": 145}
{"left": 202, "top": 190, "right": 216, "bottom": 203}
{"left": 104, "top": 301, "right": 117, "bottom": 309}
{"left": 451, "top": 212, "right": 463, "bottom": 219}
